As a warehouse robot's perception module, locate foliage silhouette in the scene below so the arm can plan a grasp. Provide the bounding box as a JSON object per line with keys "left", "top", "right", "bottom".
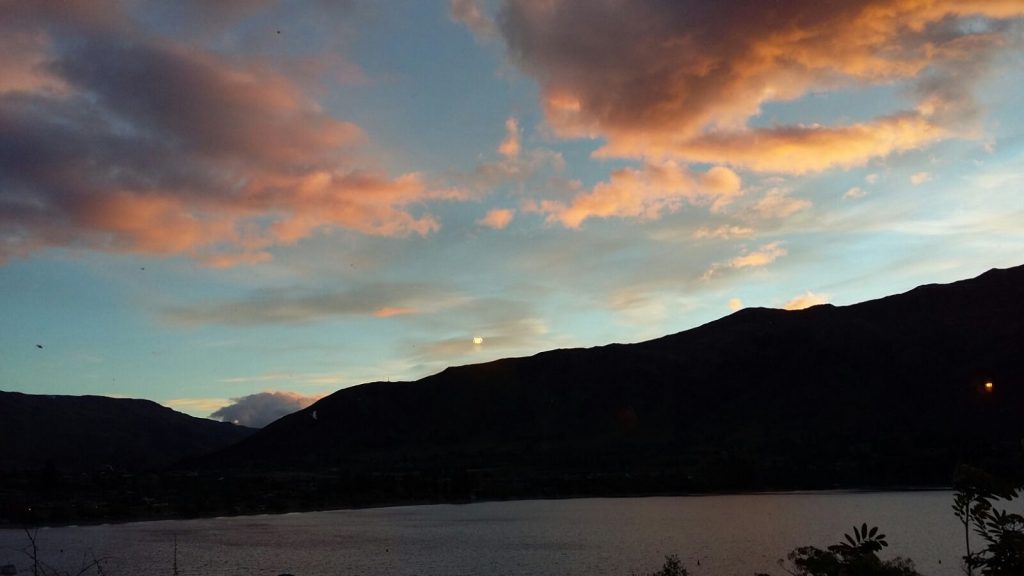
{"left": 953, "top": 465, "right": 1024, "bottom": 575}
{"left": 633, "top": 554, "right": 689, "bottom": 576}
{"left": 778, "top": 524, "right": 918, "bottom": 576}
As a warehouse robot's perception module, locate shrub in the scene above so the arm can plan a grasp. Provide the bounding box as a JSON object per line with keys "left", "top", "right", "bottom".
{"left": 633, "top": 554, "right": 689, "bottom": 576}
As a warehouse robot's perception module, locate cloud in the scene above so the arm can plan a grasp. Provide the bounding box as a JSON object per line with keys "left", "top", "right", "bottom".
{"left": 844, "top": 186, "right": 868, "bottom": 200}
{"left": 396, "top": 296, "right": 575, "bottom": 372}
{"left": 499, "top": 0, "right": 1024, "bottom": 170}
{"left": 210, "top": 391, "right": 319, "bottom": 428}
{"left": 0, "top": 30, "right": 69, "bottom": 94}
{"left": 613, "top": 114, "right": 948, "bottom": 174}
{"left": 729, "top": 242, "right": 787, "bottom": 269}
{"left": 911, "top": 171, "right": 933, "bottom": 185}
{"left": 164, "top": 397, "right": 231, "bottom": 414}
{"left": 0, "top": 4, "right": 463, "bottom": 265}
{"left": 165, "top": 283, "right": 464, "bottom": 326}
{"left": 705, "top": 242, "right": 787, "bottom": 279}
{"left": 478, "top": 208, "right": 516, "bottom": 230}
{"left": 449, "top": 0, "right": 497, "bottom": 41}
{"left": 373, "top": 306, "right": 417, "bottom": 318}
{"left": 416, "top": 316, "right": 550, "bottom": 360}
{"left": 498, "top": 117, "right": 521, "bottom": 158}
{"left": 468, "top": 148, "right": 565, "bottom": 190}
{"left": 783, "top": 291, "right": 830, "bottom": 310}
{"left": 456, "top": 117, "right": 564, "bottom": 194}
{"left": 685, "top": 225, "right": 755, "bottom": 241}
{"left": 218, "top": 371, "right": 349, "bottom": 387}
{"left": 752, "top": 189, "right": 812, "bottom": 219}
{"left": 540, "top": 162, "right": 742, "bottom": 228}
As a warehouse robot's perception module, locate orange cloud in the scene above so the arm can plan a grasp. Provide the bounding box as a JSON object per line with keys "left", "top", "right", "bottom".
{"left": 164, "top": 397, "right": 231, "bottom": 414}
{"left": 501, "top": 0, "right": 1024, "bottom": 170}
{"left": 752, "top": 189, "right": 812, "bottom": 219}
{"left": 844, "top": 187, "right": 868, "bottom": 200}
{"left": 705, "top": 242, "right": 787, "bottom": 279}
{"left": 542, "top": 162, "right": 742, "bottom": 228}
{"left": 692, "top": 225, "right": 755, "bottom": 240}
{"left": 730, "top": 242, "right": 787, "bottom": 269}
{"left": 498, "top": 117, "right": 521, "bottom": 158}
{"left": 783, "top": 291, "right": 830, "bottom": 310}
{"left": 911, "top": 171, "right": 933, "bottom": 185}
{"left": 601, "top": 114, "right": 948, "bottom": 174}
{"left": 478, "top": 208, "right": 516, "bottom": 230}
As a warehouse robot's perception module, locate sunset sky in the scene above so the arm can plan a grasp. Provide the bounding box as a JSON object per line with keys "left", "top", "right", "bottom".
{"left": 2, "top": 0, "right": 1023, "bottom": 425}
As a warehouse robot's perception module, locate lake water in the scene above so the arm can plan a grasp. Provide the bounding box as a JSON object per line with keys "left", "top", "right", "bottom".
{"left": 0, "top": 491, "right": 970, "bottom": 576}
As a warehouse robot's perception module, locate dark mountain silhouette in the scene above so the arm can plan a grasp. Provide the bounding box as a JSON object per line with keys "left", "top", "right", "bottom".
{"left": 0, "top": 392, "right": 254, "bottom": 472}
{"left": 202, "top": 265, "right": 1024, "bottom": 492}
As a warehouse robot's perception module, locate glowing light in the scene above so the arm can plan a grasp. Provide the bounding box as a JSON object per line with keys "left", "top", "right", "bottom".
{"left": 985, "top": 381, "right": 994, "bottom": 392}
{"left": 472, "top": 336, "right": 484, "bottom": 345}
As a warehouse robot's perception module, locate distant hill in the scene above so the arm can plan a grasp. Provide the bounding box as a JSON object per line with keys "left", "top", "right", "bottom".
{"left": 203, "top": 264, "right": 1024, "bottom": 492}
{"left": 0, "top": 392, "right": 254, "bottom": 472}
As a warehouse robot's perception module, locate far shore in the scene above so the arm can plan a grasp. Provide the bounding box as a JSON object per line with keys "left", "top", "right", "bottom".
{"left": 0, "top": 484, "right": 954, "bottom": 530}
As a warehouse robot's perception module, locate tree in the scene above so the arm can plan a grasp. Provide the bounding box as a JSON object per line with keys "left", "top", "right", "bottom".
{"left": 953, "top": 465, "right": 1024, "bottom": 576}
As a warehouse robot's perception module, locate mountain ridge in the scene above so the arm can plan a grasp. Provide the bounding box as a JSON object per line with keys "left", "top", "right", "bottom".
{"left": 198, "top": 264, "right": 1024, "bottom": 493}
{"left": 4, "top": 265, "right": 1023, "bottom": 524}
{"left": 0, "top": 390, "right": 255, "bottom": 472}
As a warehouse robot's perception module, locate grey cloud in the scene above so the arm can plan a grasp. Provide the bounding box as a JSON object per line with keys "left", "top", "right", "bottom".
{"left": 497, "top": 0, "right": 1024, "bottom": 168}
{"left": 165, "top": 283, "right": 463, "bottom": 326}
{"left": 210, "top": 391, "right": 317, "bottom": 428}
{"left": 0, "top": 3, "right": 454, "bottom": 265}
{"left": 449, "top": 0, "right": 497, "bottom": 41}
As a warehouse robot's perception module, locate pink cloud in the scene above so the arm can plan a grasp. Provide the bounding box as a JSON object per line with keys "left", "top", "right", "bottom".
{"left": 0, "top": 5, "right": 461, "bottom": 266}
{"left": 373, "top": 306, "right": 417, "bottom": 318}
{"left": 498, "top": 117, "right": 521, "bottom": 159}
{"left": 477, "top": 208, "right": 516, "bottom": 230}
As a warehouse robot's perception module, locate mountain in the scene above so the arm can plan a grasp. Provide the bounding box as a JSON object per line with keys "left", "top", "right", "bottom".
{"left": 0, "top": 392, "right": 255, "bottom": 472}
{"left": 203, "top": 265, "right": 1024, "bottom": 494}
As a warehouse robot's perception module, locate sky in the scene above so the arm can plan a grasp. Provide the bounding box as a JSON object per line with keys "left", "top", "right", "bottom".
{"left": 2, "top": 0, "right": 1023, "bottom": 427}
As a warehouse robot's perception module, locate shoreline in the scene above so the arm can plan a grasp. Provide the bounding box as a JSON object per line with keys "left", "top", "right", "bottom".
{"left": 1, "top": 484, "right": 954, "bottom": 530}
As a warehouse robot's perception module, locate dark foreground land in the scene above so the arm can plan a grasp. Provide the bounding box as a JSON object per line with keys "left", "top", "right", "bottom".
{"left": 2, "top": 265, "right": 1023, "bottom": 526}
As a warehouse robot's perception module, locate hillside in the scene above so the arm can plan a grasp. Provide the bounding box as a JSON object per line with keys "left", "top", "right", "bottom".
{"left": 204, "top": 265, "right": 1024, "bottom": 492}
{"left": 0, "top": 392, "right": 254, "bottom": 472}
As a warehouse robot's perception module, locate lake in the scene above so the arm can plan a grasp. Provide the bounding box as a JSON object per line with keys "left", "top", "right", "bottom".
{"left": 0, "top": 491, "right": 968, "bottom": 575}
